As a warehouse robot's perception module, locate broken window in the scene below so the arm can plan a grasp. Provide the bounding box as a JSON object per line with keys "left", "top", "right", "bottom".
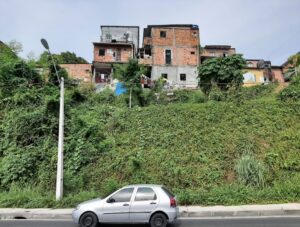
{"left": 145, "top": 48, "right": 151, "bottom": 56}
{"left": 144, "top": 45, "right": 152, "bottom": 56}
{"left": 165, "top": 49, "right": 172, "bottom": 65}
{"left": 191, "top": 51, "right": 195, "bottom": 55}
{"left": 180, "top": 74, "right": 186, "bottom": 81}
{"left": 223, "top": 52, "right": 228, "bottom": 57}
{"left": 160, "top": 31, "right": 166, "bottom": 38}
{"left": 99, "top": 49, "right": 105, "bottom": 56}
{"left": 139, "top": 49, "right": 144, "bottom": 59}
{"left": 162, "top": 73, "right": 168, "bottom": 79}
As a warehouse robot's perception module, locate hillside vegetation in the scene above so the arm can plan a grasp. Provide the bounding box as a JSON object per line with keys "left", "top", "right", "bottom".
{"left": 1, "top": 75, "right": 300, "bottom": 207}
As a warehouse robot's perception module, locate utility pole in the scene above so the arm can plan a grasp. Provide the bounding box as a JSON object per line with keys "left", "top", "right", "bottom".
{"left": 56, "top": 77, "right": 64, "bottom": 201}
{"left": 40, "top": 39, "right": 64, "bottom": 200}
{"left": 129, "top": 87, "right": 132, "bottom": 109}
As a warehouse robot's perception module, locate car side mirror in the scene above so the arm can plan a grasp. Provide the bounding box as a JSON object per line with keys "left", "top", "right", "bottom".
{"left": 107, "top": 198, "right": 115, "bottom": 203}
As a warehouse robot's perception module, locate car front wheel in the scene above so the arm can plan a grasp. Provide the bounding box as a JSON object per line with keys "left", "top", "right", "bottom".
{"left": 79, "top": 212, "right": 98, "bottom": 227}
{"left": 150, "top": 213, "right": 167, "bottom": 227}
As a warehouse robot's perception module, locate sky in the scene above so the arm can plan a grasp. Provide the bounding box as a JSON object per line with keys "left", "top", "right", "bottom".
{"left": 0, "top": 0, "right": 299, "bottom": 65}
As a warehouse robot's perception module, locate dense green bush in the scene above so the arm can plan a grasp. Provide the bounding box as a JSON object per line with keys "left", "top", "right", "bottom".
{"left": 227, "top": 84, "right": 277, "bottom": 102}
{"left": 173, "top": 89, "right": 206, "bottom": 103}
{"left": 0, "top": 59, "right": 42, "bottom": 99}
{"left": 208, "top": 84, "right": 226, "bottom": 101}
{"left": 278, "top": 76, "right": 300, "bottom": 101}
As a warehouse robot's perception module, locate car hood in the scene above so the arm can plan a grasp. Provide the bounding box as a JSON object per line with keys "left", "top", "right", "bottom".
{"left": 77, "top": 198, "right": 103, "bottom": 209}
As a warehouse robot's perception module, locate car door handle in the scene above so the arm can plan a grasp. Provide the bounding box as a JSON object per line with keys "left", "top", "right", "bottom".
{"left": 150, "top": 202, "right": 157, "bottom": 205}
{"left": 123, "top": 203, "right": 129, "bottom": 206}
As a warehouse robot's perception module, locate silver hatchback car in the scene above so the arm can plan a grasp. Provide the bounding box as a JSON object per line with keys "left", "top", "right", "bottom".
{"left": 72, "top": 184, "right": 178, "bottom": 227}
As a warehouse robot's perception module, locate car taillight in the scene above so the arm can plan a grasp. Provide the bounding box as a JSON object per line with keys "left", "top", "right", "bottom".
{"left": 170, "top": 197, "right": 176, "bottom": 207}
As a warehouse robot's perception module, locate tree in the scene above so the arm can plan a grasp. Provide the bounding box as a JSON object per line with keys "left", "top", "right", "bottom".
{"left": 36, "top": 51, "right": 88, "bottom": 68}
{"left": 48, "top": 64, "right": 68, "bottom": 86}
{"left": 198, "top": 54, "right": 246, "bottom": 93}
{"left": 36, "top": 51, "right": 60, "bottom": 68}
{"left": 0, "top": 58, "right": 42, "bottom": 99}
{"left": 0, "top": 41, "right": 18, "bottom": 61}
{"left": 7, "top": 39, "right": 23, "bottom": 55}
{"left": 35, "top": 51, "right": 71, "bottom": 85}
{"left": 284, "top": 66, "right": 300, "bottom": 81}
{"left": 284, "top": 53, "right": 300, "bottom": 81}
{"left": 59, "top": 51, "right": 88, "bottom": 64}
{"left": 288, "top": 53, "right": 300, "bottom": 67}
{"left": 113, "top": 59, "right": 146, "bottom": 107}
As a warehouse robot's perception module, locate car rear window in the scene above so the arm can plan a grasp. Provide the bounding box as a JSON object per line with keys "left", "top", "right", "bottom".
{"left": 161, "top": 186, "right": 175, "bottom": 198}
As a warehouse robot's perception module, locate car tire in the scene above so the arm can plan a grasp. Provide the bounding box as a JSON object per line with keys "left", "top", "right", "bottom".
{"left": 150, "top": 213, "right": 167, "bottom": 227}
{"left": 79, "top": 212, "right": 98, "bottom": 227}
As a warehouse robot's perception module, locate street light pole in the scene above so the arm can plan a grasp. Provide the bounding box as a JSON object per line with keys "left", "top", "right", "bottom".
{"left": 57, "top": 77, "right": 64, "bottom": 201}
{"left": 41, "top": 39, "right": 64, "bottom": 201}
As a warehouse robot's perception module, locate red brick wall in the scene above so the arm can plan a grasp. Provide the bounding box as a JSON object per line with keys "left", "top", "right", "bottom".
{"left": 143, "top": 27, "right": 199, "bottom": 66}
{"left": 272, "top": 68, "right": 285, "bottom": 82}
{"left": 151, "top": 28, "right": 174, "bottom": 46}
{"left": 174, "top": 29, "right": 199, "bottom": 46}
{"left": 60, "top": 64, "right": 92, "bottom": 82}
{"left": 152, "top": 46, "right": 198, "bottom": 66}
{"left": 93, "top": 45, "right": 133, "bottom": 63}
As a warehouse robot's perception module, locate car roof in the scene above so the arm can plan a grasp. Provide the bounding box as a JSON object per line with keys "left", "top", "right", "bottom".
{"left": 123, "top": 184, "right": 163, "bottom": 188}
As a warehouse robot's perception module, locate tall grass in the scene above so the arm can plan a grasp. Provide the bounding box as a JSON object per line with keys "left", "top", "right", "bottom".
{"left": 0, "top": 184, "right": 100, "bottom": 208}
{"left": 235, "top": 154, "right": 266, "bottom": 187}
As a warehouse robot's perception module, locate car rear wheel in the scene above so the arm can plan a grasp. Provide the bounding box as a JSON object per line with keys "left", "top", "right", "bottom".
{"left": 150, "top": 213, "right": 167, "bottom": 227}
{"left": 79, "top": 212, "right": 98, "bottom": 227}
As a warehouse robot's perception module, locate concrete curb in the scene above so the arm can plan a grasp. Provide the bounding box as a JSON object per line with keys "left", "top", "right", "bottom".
{"left": 1, "top": 204, "right": 300, "bottom": 220}
{"left": 0, "top": 208, "right": 73, "bottom": 220}
{"left": 179, "top": 204, "right": 300, "bottom": 218}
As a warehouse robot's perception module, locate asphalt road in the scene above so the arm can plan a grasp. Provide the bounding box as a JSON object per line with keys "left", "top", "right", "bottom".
{"left": 1, "top": 217, "right": 300, "bottom": 227}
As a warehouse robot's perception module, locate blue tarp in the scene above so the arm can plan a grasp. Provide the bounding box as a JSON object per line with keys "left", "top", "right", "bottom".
{"left": 115, "top": 82, "right": 127, "bottom": 96}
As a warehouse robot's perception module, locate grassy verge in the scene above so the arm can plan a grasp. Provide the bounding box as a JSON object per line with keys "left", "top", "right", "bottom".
{"left": 1, "top": 84, "right": 300, "bottom": 208}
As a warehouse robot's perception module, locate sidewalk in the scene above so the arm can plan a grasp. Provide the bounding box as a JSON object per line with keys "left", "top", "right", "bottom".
{"left": 0, "top": 203, "right": 300, "bottom": 220}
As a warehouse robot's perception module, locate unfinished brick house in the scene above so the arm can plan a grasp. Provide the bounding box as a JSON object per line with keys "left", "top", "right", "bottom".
{"left": 92, "top": 26, "right": 139, "bottom": 86}
{"left": 200, "top": 45, "right": 236, "bottom": 63}
{"left": 138, "top": 24, "right": 200, "bottom": 88}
